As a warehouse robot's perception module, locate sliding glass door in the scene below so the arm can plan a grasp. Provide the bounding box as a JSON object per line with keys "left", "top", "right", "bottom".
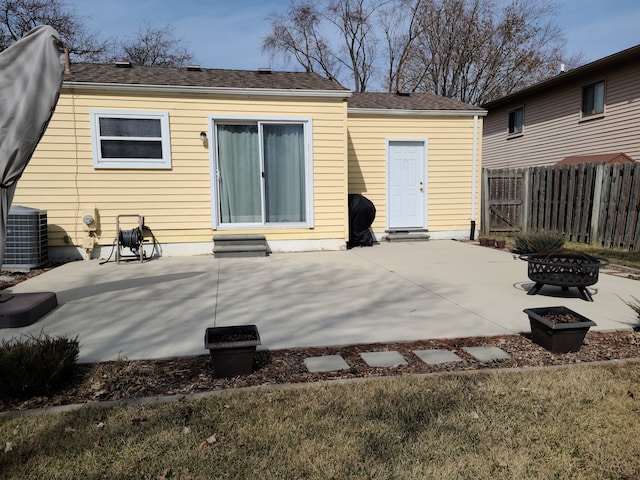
{"left": 215, "top": 121, "right": 307, "bottom": 225}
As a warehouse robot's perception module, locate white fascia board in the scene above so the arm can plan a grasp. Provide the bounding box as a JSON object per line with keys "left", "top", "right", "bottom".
{"left": 348, "top": 108, "right": 487, "bottom": 117}
{"left": 63, "top": 81, "right": 352, "bottom": 99}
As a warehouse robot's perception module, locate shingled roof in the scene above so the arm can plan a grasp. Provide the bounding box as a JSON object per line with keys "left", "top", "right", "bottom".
{"left": 62, "top": 62, "right": 484, "bottom": 113}
{"left": 555, "top": 153, "right": 635, "bottom": 166}
{"left": 349, "top": 92, "right": 485, "bottom": 113}
{"left": 63, "top": 62, "right": 350, "bottom": 93}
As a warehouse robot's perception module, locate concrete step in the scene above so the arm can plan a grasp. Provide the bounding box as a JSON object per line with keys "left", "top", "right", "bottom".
{"left": 385, "top": 232, "right": 430, "bottom": 242}
{"left": 213, "top": 234, "right": 266, "bottom": 246}
{"left": 213, "top": 234, "right": 268, "bottom": 258}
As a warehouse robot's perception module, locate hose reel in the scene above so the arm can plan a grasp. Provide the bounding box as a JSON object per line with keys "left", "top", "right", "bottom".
{"left": 116, "top": 214, "right": 146, "bottom": 264}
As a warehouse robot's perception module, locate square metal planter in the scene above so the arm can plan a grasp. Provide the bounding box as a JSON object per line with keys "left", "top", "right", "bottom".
{"left": 204, "top": 325, "right": 261, "bottom": 378}
{"left": 523, "top": 306, "right": 596, "bottom": 353}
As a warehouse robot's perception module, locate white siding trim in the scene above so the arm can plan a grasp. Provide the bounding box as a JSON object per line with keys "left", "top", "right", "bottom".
{"left": 349, "top": 108, "right": 487, "bottom": 117}
{"left": 65, "top": 82, "right": 351, "bottom": 99}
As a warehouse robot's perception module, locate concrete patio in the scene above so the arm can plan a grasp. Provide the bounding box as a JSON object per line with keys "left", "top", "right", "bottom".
{"left": 1, "top": 240, "right": 638, "bottom": 363}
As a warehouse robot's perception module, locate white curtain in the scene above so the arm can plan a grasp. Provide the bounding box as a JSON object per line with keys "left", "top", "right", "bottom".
{"left": 217, "top": 124, "right": 261, "bottom": 223}
{"left": 263, "top": 124, "right": 305, "bottom": 222}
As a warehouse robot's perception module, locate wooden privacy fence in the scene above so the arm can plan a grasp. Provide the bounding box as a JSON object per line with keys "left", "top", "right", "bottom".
{"left": 482, "top": 162, "right": 640, "bottom": 251}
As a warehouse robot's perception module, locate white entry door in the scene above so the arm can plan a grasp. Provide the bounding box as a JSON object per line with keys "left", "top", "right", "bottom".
{"left": 387, "top": 140, "right": 426, "bottom": 229}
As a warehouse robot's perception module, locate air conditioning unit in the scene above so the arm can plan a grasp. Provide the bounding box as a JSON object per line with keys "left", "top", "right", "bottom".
{"left": 2, "top": 205, "right": 48, "bottom": 270}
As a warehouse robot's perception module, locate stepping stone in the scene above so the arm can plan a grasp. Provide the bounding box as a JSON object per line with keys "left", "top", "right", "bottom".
{"left": 304, "top": 355, "right": 350, "bottom": 373}
{"left": 360, "top": 351, "right": 407, "bottom": 367}
{"left": 413, "top": 349, "right": 463, "bottom": 365}
{"left": 462, "top": 346, "right": 511, "bottom": 362}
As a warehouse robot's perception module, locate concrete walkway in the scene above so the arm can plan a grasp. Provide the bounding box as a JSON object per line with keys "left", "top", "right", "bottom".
{"left": 1, "top": 240, "right": 638, "bottom": 363}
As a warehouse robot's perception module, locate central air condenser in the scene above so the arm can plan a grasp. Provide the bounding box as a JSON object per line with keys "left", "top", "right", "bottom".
{"left": 2, "top": 205, "right": 48, "bottom": 270}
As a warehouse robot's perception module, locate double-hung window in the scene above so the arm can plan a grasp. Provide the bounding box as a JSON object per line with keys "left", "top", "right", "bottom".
{"left": 211, "top": 117, "right": 312, "bottom": 227}
{"left": 508, "top": 107, "right": 523, "bottom": 135}
{"left": 581, "top": 81, "right": 605, "bottom": 118}
{"left": 91, "top": 110, "right": 171, "bottom": 169}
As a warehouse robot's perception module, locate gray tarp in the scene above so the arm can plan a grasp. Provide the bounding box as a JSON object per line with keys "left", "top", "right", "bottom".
{"left": 0, "top": 26, "right": 64, "bottom": 268}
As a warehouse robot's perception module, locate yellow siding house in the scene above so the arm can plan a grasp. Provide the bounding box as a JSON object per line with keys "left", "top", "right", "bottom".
{"left": 12, "top": 62, "right": 485, "bottom": 261}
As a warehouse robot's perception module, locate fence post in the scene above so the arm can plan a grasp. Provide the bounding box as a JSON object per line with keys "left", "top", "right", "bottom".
{"left": 590, "top": 164, "right": 604, "bottom": 245}
{"left": 481, "top": 168, "right": 489, "bottom": 235}
{"left": 522, "top": 168, "right": 530, "bottom": 233}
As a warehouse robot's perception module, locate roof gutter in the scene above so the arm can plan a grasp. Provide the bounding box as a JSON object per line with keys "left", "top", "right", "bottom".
{"left": 348, "top": 107, "right": 487, "bottom": 117}
{"left": 62, "top": 81, "right": 352, "bottom": 99}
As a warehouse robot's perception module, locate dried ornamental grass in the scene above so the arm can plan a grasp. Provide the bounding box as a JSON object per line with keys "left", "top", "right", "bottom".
{"left": 0, "top": 332, "right": 79, "bottom": 399}
{"left": 514, "top": 231, "right": 565, "bottom": 254}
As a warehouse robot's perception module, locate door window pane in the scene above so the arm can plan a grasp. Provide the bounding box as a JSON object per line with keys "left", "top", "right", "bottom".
{"left": 263, "top": 124, "right": 305, "bottom": 222}
{"left": 217, "top": 124, "right": 261, "bottom": 223}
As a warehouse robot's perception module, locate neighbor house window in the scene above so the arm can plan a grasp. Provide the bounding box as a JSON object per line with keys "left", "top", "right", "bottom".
{"left": 581, "top": 81, "right": 605, "bottom": 117}
{"left": 508, "top": 107, "right": 523, "bottom": 135}
{"left": 90, "top": 110, "right": 171, "bottom": 169}
{"left": 212, "top": 117, "right": 313, "bottom": 227}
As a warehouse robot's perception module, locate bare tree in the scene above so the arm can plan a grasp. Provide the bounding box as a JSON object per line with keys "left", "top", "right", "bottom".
{"left": 110, "top": 22, "right": 194, "bottom": 67}
{"left": 403, "top": 0, "right": 568, "bottom": 104}
{"left": 326, "top": 0, "right": 384, "bottom": 92}
{"left": 264, "top": 0, "right": 578, "bottom": 103}
{"left": 0, "top": 0, "right": 108, "bottom": 60}
{"left": 378, "top": 0, "right": 425, "bottom": 92}
{"left": 263, "top": 1, "right": 341, "bottom": 79}
{"left": 264, "top": 0, "right": 389, "bottom": 91}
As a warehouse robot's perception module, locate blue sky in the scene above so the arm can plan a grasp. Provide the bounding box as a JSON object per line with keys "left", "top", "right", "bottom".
{"left": 70, "top": 0, "right": 640, "bottom": 70}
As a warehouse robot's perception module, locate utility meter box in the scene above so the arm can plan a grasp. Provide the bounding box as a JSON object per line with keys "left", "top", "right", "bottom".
{"left": 81, "top": 208, "right": 98, "bottom": 232}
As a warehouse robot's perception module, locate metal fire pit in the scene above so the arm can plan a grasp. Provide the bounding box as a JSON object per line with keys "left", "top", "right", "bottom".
{"left": 520, "top": 250, "right": 610, "bottom": 301}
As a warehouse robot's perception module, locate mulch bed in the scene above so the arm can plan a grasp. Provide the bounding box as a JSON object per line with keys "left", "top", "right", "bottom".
{"left": 3, "top": 330, "right": 640, "bottom": 413}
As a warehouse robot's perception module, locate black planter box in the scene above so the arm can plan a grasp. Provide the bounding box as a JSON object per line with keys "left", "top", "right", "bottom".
{"left": 523, "top": 306, "right": 596, "bottom": 353}
{"left": 204, "top": 325, "right": 261, "bottom": 378}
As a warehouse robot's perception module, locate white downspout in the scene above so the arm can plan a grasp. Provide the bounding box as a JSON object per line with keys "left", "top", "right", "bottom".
{"left": 471, "top": 115, "right": 478, "bottom": 238}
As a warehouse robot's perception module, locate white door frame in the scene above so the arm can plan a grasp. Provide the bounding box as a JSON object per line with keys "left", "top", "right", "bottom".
{"left": 386, "top": 138, "right": 428, "bottom": 230}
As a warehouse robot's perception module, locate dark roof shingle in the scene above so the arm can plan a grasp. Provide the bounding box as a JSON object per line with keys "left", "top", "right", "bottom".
{"left": 555, "top": 153, "right": 635, "bottom": 166}
{"left": 64, "top": 63, "right": 350, "bottom": 92}
{"left": 349, "top": 92, "right": 483, "bottom": 111}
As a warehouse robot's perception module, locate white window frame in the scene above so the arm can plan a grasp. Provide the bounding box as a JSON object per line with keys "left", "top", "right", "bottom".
{"left": 208, "top": 114, "right": 314, "bottom": 229}
{"left": 90, "top": 109, "right": 172, "bottom": 169}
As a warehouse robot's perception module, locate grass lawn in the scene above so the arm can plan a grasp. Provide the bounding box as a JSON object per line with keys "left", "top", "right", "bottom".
{"left": 2, "top": 362, "right": 640, "bottom": 479}
{"left": 492, "top": 236, "right": 640, "bottom": 270}
{"left": 564, "top": 242, "right": 640, "bottom": 270}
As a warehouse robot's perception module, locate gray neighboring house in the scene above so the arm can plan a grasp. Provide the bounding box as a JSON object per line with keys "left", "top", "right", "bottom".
{"left": 482, "top": 45, "right": 640, "bottom": 169}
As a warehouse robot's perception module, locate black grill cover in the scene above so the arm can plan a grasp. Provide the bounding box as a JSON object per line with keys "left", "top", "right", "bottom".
{"left": 348, "top": 194, "right": 376, "bottom": 248}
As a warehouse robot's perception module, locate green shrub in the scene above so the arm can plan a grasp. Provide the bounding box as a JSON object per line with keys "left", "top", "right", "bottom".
{"left": 0, "top": 332, "right": 79, "bottom": 399}
{"left": 513, "top": 231, "right": 565, "bottom": 254}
